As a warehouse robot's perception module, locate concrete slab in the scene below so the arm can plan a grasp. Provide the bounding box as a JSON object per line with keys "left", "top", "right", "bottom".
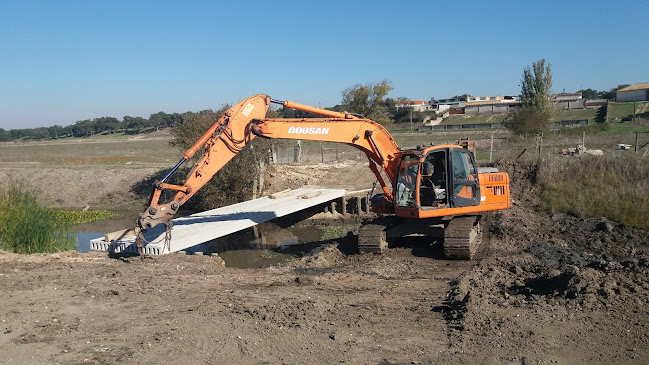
{"left": 90, "top": 188, "right": 345, "bottom": 255}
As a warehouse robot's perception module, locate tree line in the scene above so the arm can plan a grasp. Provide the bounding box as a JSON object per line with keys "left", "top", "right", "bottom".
{"left": 0, "top": 111, "right": 195, "bottom": 142}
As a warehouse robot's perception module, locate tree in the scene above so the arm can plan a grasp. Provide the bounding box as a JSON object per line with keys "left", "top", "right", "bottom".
{"left": 48, "top": 125, "right": 65, "bottom": 139}
{"left": 599, "top": 84, "right": 631, "bottom": 100}
{"left": 0, "top": 128, "right": 10, "bottom": 142}
{"left": 581, "top": 88, "right": 599, "bottom": 100}
{"left": 506, "top": 59, "right": 554, "bottom": 135}
{"left": 341, "top": 80, "right": 393, "bottom": 124}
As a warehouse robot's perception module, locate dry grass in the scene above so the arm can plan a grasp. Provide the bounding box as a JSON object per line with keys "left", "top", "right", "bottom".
{"left": 538, "top": 154, "right": 649, "bottom": 229}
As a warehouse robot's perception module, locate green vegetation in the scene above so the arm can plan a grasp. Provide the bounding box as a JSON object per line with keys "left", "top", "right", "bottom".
{"left": 539, "top": 154, "right": 649, "bottom": 229}
{"left": 320, "top": 224, "right": 360, "bottom": 241}
{"left": 442, "top": 114, "right": 508, "bottom": 125}
{"left": 0, "top": 183, "right": 76, "bottom": 254}
{"left": 340, "top": 80, "right": 394, "bottom": 125}
{"left": 51, "top": 210, "right": 117, "bottom": 225}
{"left": 169, "top": 108, "right": 276, "bottom": 211}
{"left": 608, "top": 102, "right": 649, "bottom": 122}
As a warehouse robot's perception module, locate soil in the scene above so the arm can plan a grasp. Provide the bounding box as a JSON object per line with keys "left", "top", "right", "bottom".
{"left": 1, "top": 162, "right": 648, "bottom": 364}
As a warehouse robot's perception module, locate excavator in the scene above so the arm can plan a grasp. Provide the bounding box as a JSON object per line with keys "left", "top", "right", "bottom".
{"left": 135, "top": 94, "right": 510, "bottom": 259}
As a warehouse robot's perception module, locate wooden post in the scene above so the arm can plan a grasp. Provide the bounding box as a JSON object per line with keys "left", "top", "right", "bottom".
{"left": 489, "top": 134, "right": 494, "bottom": 163}
{"left": 582, "top": 131, "right": 585, "bottom": 149}
{"left": 635, "top": 132, "right": 639, "bottom": 153}
{"left": 321, "top": 143, "right": 324, "bottom": 163}
{"left": 341, "top": 196, "right": 347, "bottom": 216}
{"left": 356, "top": 196, "right": 362, "bottom": 215}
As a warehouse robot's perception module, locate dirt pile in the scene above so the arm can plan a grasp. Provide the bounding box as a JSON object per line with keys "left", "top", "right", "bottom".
{"left": 436, "top": 164, "right": 649, "bottom": 363}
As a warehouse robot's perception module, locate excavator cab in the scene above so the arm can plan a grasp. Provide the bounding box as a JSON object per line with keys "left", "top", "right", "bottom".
{"left": 394, "top": 146, "right": 480, "bottom": 212}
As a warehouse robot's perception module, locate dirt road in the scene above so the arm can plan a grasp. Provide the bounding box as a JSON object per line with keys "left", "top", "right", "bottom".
{"left": 1, "top": 164, "right": 648, "bottom": 364}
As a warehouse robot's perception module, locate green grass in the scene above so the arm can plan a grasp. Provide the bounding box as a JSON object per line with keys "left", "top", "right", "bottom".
{"left": 538, "top": 154, "right": 649, "bottom": 229}
{"left": 552, "top": 108, "right": 598, "bottom": 122}
{"left": 608, "top": 102, "right": 649, "bottom": 122}
{"left": 320, "top": 224, "right": 360, "bottom": 241}
{"left": 0, "top": 183, "right": 77, "bottom": 253}
{"left": 441, "top": 114, "right": 508, "bottom": 125}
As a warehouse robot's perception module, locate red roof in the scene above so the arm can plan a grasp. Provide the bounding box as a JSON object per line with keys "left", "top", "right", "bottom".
{"left": 395, "top": 100, "right": 428, "bottom": 105}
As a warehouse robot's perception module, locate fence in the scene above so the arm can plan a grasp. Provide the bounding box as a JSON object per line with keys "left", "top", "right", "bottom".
{"left": 270, "top": 130, "right": 649, "bottom": 166}
{"left": 419, "top": 119, "right": 590, "bottom": 132}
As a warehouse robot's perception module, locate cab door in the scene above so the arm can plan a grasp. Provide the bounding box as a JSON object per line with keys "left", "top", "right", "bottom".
{"left": 449, "top": 148, "right": 480, "bottom": 207}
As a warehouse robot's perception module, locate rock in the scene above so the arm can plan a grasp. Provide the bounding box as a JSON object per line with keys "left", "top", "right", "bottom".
{"left": 597, "top": 221, "right": 614, "bottom": 232}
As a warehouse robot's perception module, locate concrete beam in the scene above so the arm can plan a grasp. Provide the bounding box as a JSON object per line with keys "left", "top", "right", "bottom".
{"left": 90, "top": 188, "right": 345, "bottom": 255}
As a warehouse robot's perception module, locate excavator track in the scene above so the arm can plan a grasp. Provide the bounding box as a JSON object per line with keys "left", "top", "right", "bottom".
{"left": 357, "top": 224, "right": 388, "bottom": 254}
{"left": 443, "top": 216, "right": 481, "bottom": 260}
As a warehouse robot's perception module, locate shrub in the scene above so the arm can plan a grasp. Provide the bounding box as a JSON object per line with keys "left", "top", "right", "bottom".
{"left": 166, "top": 108, "right": 275, "bottom": 211}
{"left": 0, "top": 183, "right": 76, "bottom": 253}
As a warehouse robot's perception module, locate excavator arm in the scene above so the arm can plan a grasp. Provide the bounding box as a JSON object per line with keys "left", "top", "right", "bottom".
{"left": 135, "top": 94, "right": 403, "bottom": 250}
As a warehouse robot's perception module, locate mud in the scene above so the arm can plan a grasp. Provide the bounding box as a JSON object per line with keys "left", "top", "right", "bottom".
{"left": 0, "top": 163, "right": 648, "bottom": 364}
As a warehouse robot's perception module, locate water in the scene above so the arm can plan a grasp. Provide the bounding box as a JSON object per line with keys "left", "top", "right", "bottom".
{"left": 76, "top": 232, "right": 103, "bottom": 253}
{"left": 75, "top": 211, "right": 139, "bottom": 253}
{"left": 188, "top": 223, "right": 328, "bottom": 269}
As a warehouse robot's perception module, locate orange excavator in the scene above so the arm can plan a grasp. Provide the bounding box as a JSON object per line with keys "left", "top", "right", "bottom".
{"left": 135, "top": 94, "right": 510, "bottom": 259}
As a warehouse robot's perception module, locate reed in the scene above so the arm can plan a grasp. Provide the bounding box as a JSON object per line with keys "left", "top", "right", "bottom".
{"left": 0, "top": 182, "right": 76, "bottom": 253}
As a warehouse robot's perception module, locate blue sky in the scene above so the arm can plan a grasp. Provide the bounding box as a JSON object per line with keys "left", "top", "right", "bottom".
{"left": 0, "top": 0, "right": 647, "bottom": 129}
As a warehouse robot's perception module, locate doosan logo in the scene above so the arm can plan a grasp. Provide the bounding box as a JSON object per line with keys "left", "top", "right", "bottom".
{"left": 287, "top": 126, "right": 330, "bottom": 135}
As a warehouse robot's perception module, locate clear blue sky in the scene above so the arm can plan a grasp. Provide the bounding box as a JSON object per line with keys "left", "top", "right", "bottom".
{"left": 1, "top": 0, "right": 647, "bottom": 129}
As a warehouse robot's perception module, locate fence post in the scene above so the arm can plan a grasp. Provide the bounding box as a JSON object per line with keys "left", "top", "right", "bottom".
{"left": 635, "top": 132, "right": 639, "bottom": 153}
{"left": 489, "top": 134, "right": 494, "bottom": 163}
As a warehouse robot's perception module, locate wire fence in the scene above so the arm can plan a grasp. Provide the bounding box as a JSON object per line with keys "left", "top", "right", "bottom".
{"left": 270, "top": 130, "right": 649, "bottom": 166}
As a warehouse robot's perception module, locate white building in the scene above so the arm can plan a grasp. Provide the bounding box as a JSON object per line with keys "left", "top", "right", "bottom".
{"left": 616, "top": 83, "right": 649, "bottom": 102}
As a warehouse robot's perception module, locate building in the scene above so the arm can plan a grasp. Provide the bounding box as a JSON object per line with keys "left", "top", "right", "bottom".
{"left": 431, "top": 96, "right": 468, "bottom": 108}
{"left": 394, "top": 100, "right": 432, "bottom": 112}
{"left": 616, "top": 83, "right": 649, "bottom": 102}
{"left": 553, "top": 92, "right": 585, "bottom": 110}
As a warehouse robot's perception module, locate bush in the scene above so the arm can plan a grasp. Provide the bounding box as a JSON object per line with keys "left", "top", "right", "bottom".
{"left": 504, "top": 107, "right": 554, "bottom": 135}
{"left": 167, "top": 108, "right": 275, "bottom": 211}
{"left": 0, "top": 183, "right": 76, "bottom": 253}
{"left": 539, "top": 154, "right": 649, "bottom": 229}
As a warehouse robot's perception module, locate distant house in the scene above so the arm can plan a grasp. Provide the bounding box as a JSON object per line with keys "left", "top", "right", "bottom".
{"left": 431, "top": 96, "right": 468, "bottom": 108}
{"left": 616, "top": 83, "right": 649, "bottom": 102}
{"left": 394, "top": 100, "right": 432, "bottom": 112}
{"left": 553, "top": 92, "right": 585, "bottom": 110}
{"left": 553, "top": 92, "right": 582, "bottom": 101}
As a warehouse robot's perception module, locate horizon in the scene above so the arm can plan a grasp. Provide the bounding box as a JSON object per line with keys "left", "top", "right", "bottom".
{"left": 1, "top": 0, "right": 647, "bottom": 130}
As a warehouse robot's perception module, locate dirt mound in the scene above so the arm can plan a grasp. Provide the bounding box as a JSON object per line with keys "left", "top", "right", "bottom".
{"left": 435, "top": 163, "right": 649, "bottom": 363}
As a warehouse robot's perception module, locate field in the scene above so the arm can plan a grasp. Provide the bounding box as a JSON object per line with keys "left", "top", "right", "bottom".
{"left": 0, "top": 126, "right": 648, "bottom": 364}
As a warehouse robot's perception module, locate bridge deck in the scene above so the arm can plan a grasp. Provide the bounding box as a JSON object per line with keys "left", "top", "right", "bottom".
{"left": 90, "top": 188, "right": 345, "bottom": 255}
